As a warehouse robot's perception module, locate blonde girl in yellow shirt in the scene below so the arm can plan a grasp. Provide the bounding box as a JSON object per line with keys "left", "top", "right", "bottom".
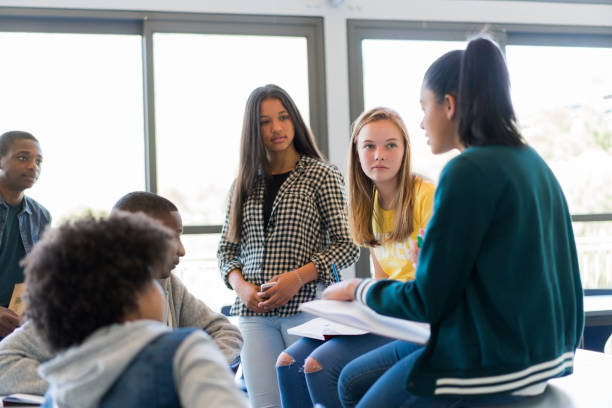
{"left": 276, "top": 107, "right": 434, "bottom": 408}
{"left": 351, "top": 107, "right": 435, "bottom": 281}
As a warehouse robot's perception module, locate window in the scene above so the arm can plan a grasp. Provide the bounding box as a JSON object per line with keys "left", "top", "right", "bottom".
{"left": 506, "top": 44, "right": 612, "bottom": 215}
{"left": 153, "top": 33, "right": 310, "bottom": 225}
{"left": 173, "top": 233, "right": 234, "bottom": 313}
{"left": 506, "top": 43, "right": 612, "bottom": 288}
{"left": 0, "top": 10, "right": 326, "bottom": 311}
{"left": 0, "top": 31, "right": 145, "bottom": 221}
{"left": 348, "top": 20, "right": 612, "bottom": 287}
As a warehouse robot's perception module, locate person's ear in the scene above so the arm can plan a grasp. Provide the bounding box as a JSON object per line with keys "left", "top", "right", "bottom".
{"left": 444, "top": 94, "right": 457, "bottom": 120}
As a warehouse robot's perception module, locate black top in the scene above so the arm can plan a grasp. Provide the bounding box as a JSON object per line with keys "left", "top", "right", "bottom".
{"left": 0, "top": 201, "right": 25, "bottom": 307}
{"left": 263, "top": 171, "right": 291, "bottom": 232}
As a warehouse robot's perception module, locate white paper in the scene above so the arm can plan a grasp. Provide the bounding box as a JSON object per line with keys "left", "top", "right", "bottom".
{"left": 288, "top": 317, "right": 368, "bottom": 340}
{"left": 2, "top": 393, "right": 45, "bottom": 405}
{"left": 299, "top": 300, "right": 430, "bottom": 344}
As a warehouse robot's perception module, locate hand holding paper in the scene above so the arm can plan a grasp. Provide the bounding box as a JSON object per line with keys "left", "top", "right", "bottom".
{"left": 321, "top": 278, "right": 362, "bottom": 301}
{"left": 299, "top": 299, "right": 430, "bottom": 344}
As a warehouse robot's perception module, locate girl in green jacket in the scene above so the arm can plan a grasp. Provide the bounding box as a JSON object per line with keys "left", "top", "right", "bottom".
{"left": 323, "top": 36, "right": 583, "bottom": 408}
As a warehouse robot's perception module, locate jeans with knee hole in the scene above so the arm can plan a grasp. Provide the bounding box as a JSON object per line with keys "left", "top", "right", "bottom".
{"left": 239, "top": 313, "right": 313, "bottom": 408}
{"left": 339, "top": 340, "right": 531, "bottom": 408}
{"left": 277, "top": 334, "right": 393, "bottom": 408}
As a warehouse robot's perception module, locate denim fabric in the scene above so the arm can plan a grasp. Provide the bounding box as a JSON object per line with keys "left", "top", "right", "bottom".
{"left": 239, "top": 313, "right": 313, "bottom": 408}
{"left": 339, "top": 340, "right": 529, "bottom": 408}
{"left": 0, "top": 194, "right": 51, "bottom": 253}
{"left": 277, "top": 334, "right": 393, "bottom": 408}
{"left": 41, "top": 328, "right": 197, "bottom": 408}
{"left": 100, "top": 328, "right": 197, "bottom": 408}
{"left": 0, "top": 194, "right": 50, "bottom": 308}
{"left": 277, "top": 337, "right": 322, "bottom": 408}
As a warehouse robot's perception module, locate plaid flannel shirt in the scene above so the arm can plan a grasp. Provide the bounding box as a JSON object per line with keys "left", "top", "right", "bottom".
{"left": 218, "top": 156, "right": 359, "bottom": 316}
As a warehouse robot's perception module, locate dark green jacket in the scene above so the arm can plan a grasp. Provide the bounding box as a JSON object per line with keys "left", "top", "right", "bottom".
{"left": 356, "top": 146, "right": 583, "bottom": 397}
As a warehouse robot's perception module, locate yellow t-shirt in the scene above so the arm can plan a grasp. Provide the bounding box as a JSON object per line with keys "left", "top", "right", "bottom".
{"left": 372, "top": 178, "right": 435, "bottom": 281}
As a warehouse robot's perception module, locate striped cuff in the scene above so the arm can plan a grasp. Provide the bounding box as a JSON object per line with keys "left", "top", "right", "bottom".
{"left": 434, "top": 351, "right": 574, "bottom": 395}
{"left": 354, "top": 278, "right": 377, "bottom": 304}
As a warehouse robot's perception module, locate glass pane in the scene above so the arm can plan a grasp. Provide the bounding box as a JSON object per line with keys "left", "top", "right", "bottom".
{"left": 173, "top": 233, "right": 236, "bottom": 313}
{"left": 362, "top": 39, "right": 465, "bottom": 182}
{"left": 154, "top": 34, "right": 310, "bottom": 226}
{"left": 0, "top": 32, "right": 145, "bottom": 222}
{"left": 507, "top": 45, "right": 612, "bottom": 214}
{"left": 573, "top": 222, "right": 612, "bottom": 289}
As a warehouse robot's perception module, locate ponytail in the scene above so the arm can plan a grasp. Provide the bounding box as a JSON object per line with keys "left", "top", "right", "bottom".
{"left": 457, "top": 37, "right": 525, "bottom": 147}
{"left": 423, "top": 36, "right": 525, "bottom": 148}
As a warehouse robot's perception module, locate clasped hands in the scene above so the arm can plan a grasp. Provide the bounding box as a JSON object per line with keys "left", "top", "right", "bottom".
{"left": 238, "top": 270, "right": 302, "bottom": 313}
{"left": 239, "top": 270, "right": 363, "bottom": 313}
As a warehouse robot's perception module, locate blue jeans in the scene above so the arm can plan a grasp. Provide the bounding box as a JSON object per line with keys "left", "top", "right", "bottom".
{"left": 239, "top": 313, "right": 313, "bottom": 408}
{"left": 277, "top": 334, "right": 393, "bottom": 408}
{"left": 339, "top": 340, "right": 530, "bottom": 408}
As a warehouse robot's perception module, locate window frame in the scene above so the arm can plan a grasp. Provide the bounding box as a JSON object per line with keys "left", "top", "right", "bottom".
{"left": 0, "top": 7, "right": 327, "bottom": 235}
{"left": 488, "top": 0, "right": 612, "bottom": 4}
{"left": 347, "top": 19, "right": 612, "bottom": 277}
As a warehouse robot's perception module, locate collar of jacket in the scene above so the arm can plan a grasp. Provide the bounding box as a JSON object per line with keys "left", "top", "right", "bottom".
{"left": 0, "top": 191, "right": 31, "bottom": 215}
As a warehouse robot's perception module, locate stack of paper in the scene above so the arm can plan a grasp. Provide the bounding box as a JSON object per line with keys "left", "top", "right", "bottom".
{"left": 288, "top": 317, "right": 368, "bottom": 340}
{"left": 2, "top": 393, "right": 45, "bottom": 406}
{"left": 299, "top": 300, "right": 430, "bottom": 344}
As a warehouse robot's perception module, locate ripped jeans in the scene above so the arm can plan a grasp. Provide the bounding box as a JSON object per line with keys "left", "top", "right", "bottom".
{"left": 276, "top": 334, "right": 393, "bottom": 408}
{"left": 239, "top": 313, "right": 314, "bottom": 408}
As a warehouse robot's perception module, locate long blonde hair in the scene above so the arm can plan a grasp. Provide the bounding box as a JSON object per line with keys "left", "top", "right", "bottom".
{"left": 348, "top": 107, "right": 419, "bottom": 247}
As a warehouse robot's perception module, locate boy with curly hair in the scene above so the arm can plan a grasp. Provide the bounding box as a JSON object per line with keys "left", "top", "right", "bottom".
{"left": 0, "top": 192, "right": 242, "bottom": 395}
{"left": 24, "top": 212, "right": 248, "bottom": 407}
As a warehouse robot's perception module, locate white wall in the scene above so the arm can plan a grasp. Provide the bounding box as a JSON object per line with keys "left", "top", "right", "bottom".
{"left": 1, "top": 0, "right": 610, "bottom": 173}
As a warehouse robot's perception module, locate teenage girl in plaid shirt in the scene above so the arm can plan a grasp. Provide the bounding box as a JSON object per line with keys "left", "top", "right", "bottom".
{"left": 218, "top": 84, "right": 359, "bottom": 407}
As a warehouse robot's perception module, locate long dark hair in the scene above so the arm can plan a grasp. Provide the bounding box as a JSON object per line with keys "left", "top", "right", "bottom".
{"left": 226, "top": 84, "right": 324, "bottom": 241}
{"left": 423, "top": 36, "right": 525, "bottom": 148}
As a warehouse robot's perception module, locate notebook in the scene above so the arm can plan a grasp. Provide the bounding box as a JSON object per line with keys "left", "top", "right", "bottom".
{"left": 2, "top": 393, "right": 45, "bottom": 406}
{"left": 299, "top": 299, "right": 430, "bottom": 344}
{"left": 288, "top": 317, "right": 368, "bottom": 340}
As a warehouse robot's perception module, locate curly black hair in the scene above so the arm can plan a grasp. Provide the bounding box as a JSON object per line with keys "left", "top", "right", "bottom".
{"left": 23, "top": 211, "right": 174, "bottom": 353}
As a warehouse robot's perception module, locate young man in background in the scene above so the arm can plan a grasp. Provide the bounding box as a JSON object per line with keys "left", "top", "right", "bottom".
{"left": 0, "top": 131, "right": 50, "bottom": 338}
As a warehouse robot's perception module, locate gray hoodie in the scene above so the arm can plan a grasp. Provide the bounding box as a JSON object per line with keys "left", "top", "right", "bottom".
{"left": 38, "top": 320, "right": 248, "bottom": 408}
{"left": 0, "top": 273, "right": 242, "bottom": 395}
